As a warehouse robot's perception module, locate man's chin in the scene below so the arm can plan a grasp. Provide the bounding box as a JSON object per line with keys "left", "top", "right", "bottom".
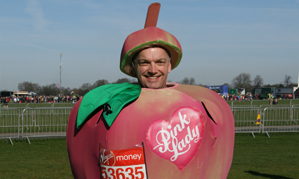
{"left": 138, "top": 78, "right": 166, "bottom": 89}
{"left": 147, "top": 86, "right": 161, "bottom": 89}
{"left": 144, "top": 82, "right": 166, "bottom": 89}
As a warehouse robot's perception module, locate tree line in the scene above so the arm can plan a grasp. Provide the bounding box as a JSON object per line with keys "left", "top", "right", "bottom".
{"left": 17, "top": 78, "right": 135, "bottom": 96}
{"left": 231, "top": 73, "right": 296, "bottom": 92}
{"left": 16, "top": 73, "right": 297, "bottom": 96}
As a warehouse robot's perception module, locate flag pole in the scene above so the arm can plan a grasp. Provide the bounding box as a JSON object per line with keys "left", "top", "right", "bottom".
{"left": 60, "top": 53, "right": 62, "bottom": 96}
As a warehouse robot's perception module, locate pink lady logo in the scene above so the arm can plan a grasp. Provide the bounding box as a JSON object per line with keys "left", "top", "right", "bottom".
{"left": 146, "top": 107, "right": 205, "bottom": 170}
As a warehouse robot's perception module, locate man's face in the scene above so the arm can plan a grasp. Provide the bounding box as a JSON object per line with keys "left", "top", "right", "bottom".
{"left": 133, "top": 47, "right": 171, "bottom": 89}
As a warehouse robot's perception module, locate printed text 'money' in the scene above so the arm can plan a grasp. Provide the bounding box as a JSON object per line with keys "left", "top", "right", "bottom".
{"left": 116, "top": 154, "right": 142, "bottom": 161}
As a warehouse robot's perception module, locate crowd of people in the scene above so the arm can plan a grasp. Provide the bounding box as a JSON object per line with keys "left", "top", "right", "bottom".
{"left": 221, "top": 94, "right": 253, "bottom": 101}
{"left": 221, "top": 93, "right": 295, "bottom": 101}
{"left": 1, "top": 91, "right": 296, "bottom": 108}
{"left": 0, "top": 95, "right": 82, "bottom": 107}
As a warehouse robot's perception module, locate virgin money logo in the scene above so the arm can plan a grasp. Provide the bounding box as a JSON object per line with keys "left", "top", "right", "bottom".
{"left": 99, "top": 147, "right": 146, "bottom": 167}
{"left": 99, "top": 149, "right": 115, "bottom": 166}
{"left": 146, "top": 107, "right": 205, "bottom": 170}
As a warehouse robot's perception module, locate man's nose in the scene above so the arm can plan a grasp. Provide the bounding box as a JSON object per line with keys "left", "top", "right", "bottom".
{"left": 148, "top": 62, "right": 157, "bottom": 73}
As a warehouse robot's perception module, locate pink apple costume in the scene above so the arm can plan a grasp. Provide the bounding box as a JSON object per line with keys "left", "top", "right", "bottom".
{"left": 67, "top": 3, "right": 234, "bottom": 179}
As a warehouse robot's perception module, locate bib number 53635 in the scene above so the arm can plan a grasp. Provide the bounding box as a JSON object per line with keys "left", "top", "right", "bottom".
{"left": 101, "top": 165, "right": 145, "bottom": 179}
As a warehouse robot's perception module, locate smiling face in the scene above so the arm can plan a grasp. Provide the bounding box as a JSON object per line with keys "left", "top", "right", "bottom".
{"left": 133, "top": 47, "right": 171, "bottom": 89}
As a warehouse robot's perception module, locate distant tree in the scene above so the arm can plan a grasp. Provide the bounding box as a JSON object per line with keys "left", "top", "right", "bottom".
{"left": 93, "top": 79, "right": 109, "bottom": 88}
{"left": 79, "top": 83, "right": 93, "bottom": 96}
{"left": 197, "top": 83, "right": 205, "bottom": 87}
{"left": 265, "top": 83, "right": 284, "bottom": 88}
{"left": 283, "top": 75, "right": 292, "bottom": 87}
{"left": 61, "top": 87, "right": 71, "bottom": 95}
{"left": 113, "top": 78, "right": 135, "bottom": 84}
{"left": 263, "top": 84, "right": 271, "bottom": 87}
{"left": 279, "top": 83, "right": 285, "bottom": 87}
{"left": 276, "top": 83, "right": 284, "bottom": 88}
{"left": 289, "top": 82, "right": 298, "bottom": 87}
{"left": 231, "top": 73, "right": 252, "bottom": 91}
{"left": 40, "top": 83, "right": 59, "bottom": 96}
{"left": 18, "top": 81, "right": 40, "bottom": 93}
{"left": 253, "top": 75, "right": 264, "bottom": 88}
{"left": 179, "top": 77, "right": 196, "bottom": 85}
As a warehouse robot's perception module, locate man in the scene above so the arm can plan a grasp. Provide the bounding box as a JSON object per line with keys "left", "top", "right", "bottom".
{"left": 67, "top": 3, "right": 234, "bottom": 179}
{"left": 119, "top": 4, "right": 182, "bottom": 89}
{"left": 132, "top": 46, "right": 171, "bottom": 89}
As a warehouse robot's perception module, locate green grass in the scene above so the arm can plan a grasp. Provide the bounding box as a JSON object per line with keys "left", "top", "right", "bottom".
{"left": 228, "top": 133, "right": 299, "bottom": 179}
{"left": 0, "top": 138, "right": 72, "bottom": 179}
{"left": 0, "top": 133, "right": 298, "bottom": 179}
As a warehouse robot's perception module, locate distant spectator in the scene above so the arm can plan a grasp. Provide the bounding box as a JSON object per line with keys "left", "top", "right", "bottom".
{"left": 4, "top": 97, "right": 8, "bottom": 107}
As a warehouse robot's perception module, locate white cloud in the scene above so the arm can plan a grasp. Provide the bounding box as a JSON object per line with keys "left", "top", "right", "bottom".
{"left": 25, "top": 0, "right": 49, "bottom": 31}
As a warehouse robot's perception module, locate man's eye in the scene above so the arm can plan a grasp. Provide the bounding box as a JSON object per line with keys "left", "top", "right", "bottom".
{"left": 139, "top": 62, "right": 149, "bottom": 66}
{"left": 156, "top": 61, "right": 166, "bottom": 65}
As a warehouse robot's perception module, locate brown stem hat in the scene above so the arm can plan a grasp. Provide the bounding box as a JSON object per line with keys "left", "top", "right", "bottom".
{"left": 120, "top": 3, "right": 183, "bottom": 77}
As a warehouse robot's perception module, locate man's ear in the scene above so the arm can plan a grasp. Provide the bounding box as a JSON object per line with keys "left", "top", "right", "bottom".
{"left": 167, "top": 61, "right": 171, "bottom": 73}
{"left": 131, "top": 64, "right": 136, "bottom": 76}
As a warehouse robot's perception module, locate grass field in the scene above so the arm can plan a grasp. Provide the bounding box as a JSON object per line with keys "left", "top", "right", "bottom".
{"left": 0, "top": 133, "right": 298, "bottom": 179}
{"left": 228, "top": 133, "right": 298, "bottom": 179}
{"left": 0, "top": 138, "right": 72, "bottom": 179}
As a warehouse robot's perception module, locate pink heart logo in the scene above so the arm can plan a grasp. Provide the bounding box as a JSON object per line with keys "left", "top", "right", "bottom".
{"left": 146, "top": 107, "right": 205, "bottom": 170}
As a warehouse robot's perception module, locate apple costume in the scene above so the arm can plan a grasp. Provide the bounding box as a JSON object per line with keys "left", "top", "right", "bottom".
{"left": 67, "top": 3, "right": 234, "bottom": 179}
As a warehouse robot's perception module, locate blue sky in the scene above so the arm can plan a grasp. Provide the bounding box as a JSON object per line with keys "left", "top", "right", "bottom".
{"left": 1, "top": 0, "right": 298, "bottom": 91}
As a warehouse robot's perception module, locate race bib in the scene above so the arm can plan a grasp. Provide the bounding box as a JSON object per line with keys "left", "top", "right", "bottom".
{"left": 99, "top": 145, "right": 147, "bottom": 179}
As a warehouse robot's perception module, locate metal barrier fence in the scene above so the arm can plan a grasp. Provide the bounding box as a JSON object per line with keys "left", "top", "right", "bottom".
{"left": 1, "top": 105, "right": 299, "bottom": 143}
{"left": 260, "top": 104, "right": 291, "bottom": 108}
{"left": 230, "top": 106, "right": 299, "bottom": 137}
{"left": 0, "top": 108, "right": 22, "bottom": 144}
{"left": 262, "top": 107, "right": 299, "bottom": 137}
{"left": 229, "top": 105, "right": 259, "bottom": 108}
{"left": 231, "top": 106, "right": 261, "bottom": 137}
{"left": 0, "top": 107, "right": 72, "bottom": 144}
{"left": 228, "top": 99, "right": 299, "bottom": 107}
